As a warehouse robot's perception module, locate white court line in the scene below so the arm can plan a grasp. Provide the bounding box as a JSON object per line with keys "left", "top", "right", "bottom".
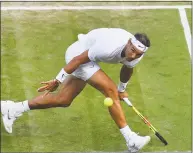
{"left": 1, "top": 5, "right": 192, "bottom": 10}
{"left": 178, "top": 8, "right": 192, "bottom": 57}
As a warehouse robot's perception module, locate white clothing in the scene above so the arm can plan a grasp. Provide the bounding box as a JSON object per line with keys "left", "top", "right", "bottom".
{"left": 65, "top": 28, "right": 144, "bottom": 81}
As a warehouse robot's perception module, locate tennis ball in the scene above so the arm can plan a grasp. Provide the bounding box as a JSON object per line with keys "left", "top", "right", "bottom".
{"left": 104, "top": 97, "right": 113, "bottom": 107}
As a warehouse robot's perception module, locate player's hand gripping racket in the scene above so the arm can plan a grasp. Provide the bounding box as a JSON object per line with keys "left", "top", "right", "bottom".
{"left": 123, "top": 98, "right": 168, "bottom": 145}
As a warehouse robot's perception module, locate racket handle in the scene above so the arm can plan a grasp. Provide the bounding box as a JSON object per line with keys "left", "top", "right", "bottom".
{"left": 155, "top": 132, "right": 168, "bottom": 145}
{"left": 123, "top": 98, "right": 133, "bottom": 106}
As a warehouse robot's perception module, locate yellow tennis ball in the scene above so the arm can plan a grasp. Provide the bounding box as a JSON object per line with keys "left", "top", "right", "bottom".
{"left": 104, "top": 97, "right": 113, "bottom": 107}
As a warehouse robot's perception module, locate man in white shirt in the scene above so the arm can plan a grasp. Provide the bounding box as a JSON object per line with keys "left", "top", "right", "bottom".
{"left": 1, "top": 28, "right": 151, "bottom": 152}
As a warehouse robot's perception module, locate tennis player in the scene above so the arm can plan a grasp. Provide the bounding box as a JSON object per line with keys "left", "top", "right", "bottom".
{"left": 1, "top": 28, "right": 151, "bottom": 152}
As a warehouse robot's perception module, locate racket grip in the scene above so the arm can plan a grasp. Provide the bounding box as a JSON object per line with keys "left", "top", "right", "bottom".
{"left": 155, "top": 132, "right": 168, "bottom": 145}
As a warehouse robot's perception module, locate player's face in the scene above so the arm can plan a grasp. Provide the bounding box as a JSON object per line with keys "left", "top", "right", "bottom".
{"left": 125, "top": 39, "right": 144, "bottom": 61}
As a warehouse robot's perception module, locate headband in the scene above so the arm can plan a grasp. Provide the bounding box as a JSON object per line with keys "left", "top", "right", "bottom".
{"left": 131, "top": 37, "right": 148, "bottom": 52}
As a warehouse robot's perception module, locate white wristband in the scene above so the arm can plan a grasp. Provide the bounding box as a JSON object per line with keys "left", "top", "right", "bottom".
{"left": 56, "top": 68, "right": 69, "bottom": 83}
{"left": 118, "top": 81, "right": 128, "bottom": 92}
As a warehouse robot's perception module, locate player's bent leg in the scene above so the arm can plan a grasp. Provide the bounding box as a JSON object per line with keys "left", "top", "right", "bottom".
{"left": 87, "top": 69, "right": 150, "bottom": 152}
{"left": 29, "top": 75, "right": 86, "bottom": 109}
{"left": 87, "top": 69, "right": 127, "bottom": 129}
{"left": 1, "top": 75, "right": 86, "bottom": 133}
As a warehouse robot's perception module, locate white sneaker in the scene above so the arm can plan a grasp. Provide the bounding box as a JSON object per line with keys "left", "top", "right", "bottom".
{"left": 127, "top": 132, "right": 151, "bottom": 153}
{"left": 1, "top": 100, "right": 22, "bottom": 133}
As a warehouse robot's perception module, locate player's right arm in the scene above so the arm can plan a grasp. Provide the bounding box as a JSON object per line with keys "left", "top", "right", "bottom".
{"left": 118, "top": 55, "right": 144, "bottom": 99}
{"left": 38, "top": 50, "right": 90, "bottom": 93}
{"left": 120, "top": 65, "right": 133, "bottom": 83}
{"left": 118, "top": 65, "right": 133, "bottom": 100}
{"left": 38, "top": 33, "right": 104, "bottom": 93}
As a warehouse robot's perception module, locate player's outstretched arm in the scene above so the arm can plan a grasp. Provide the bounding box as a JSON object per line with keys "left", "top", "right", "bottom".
{"left": 38, "top": 50, "right": 90, "bottom": 93}
{"left": 56, "top": 50, "right": 90, "bottom": 83}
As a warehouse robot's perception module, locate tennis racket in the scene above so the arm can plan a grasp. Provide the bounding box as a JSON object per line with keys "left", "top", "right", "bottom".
{"left": 123, "top": 98, "right": 168, "bottom": 145}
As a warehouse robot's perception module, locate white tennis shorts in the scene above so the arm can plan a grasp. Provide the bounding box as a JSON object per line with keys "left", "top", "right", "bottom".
{"left": 65, "top": 41, "right": 100, "bottom": 81}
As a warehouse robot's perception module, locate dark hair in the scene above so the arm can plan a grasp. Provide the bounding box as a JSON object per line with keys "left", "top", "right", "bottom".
{"left": 134, "top": 33, "right": 150, "bottom": 47}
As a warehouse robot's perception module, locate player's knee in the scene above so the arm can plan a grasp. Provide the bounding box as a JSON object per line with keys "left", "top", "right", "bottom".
{"left": 105, "top": 86, "right": 119, "bottom": 98}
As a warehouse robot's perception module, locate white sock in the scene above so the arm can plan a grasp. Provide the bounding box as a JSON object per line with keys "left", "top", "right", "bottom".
{"left": 15, "top": 100, "right": 30, "bottom": 114}
{"left": 120, "top": 125, "right": 132, "bottom": 142}
{"left": 22, "top": 100, "right": 30, "bottom": 112}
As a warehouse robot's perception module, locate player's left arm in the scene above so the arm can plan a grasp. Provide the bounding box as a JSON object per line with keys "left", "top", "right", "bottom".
{"left": 56, "top": 50, "right": 90, "bottom": 82}
{"left": 118, "top": 65, "right": 133, "bottom": 99}
{"left": 64, "top": 50, "right": 90, "bottom": 74}
{"left": 38, "top": 50, "right": 90, "bottom": 93}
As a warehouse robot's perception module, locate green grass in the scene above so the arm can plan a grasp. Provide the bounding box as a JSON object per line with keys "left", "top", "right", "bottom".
{"left": 1, "top": 9, "right": 191, "bottom": 152}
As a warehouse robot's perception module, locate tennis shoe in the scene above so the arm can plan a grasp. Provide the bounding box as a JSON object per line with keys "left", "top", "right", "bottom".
{"left": 127, "top": 132, "right": 150, "bottom": 153}
{"left": 1, "top": 100, "right": 22, "bottom": 133}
